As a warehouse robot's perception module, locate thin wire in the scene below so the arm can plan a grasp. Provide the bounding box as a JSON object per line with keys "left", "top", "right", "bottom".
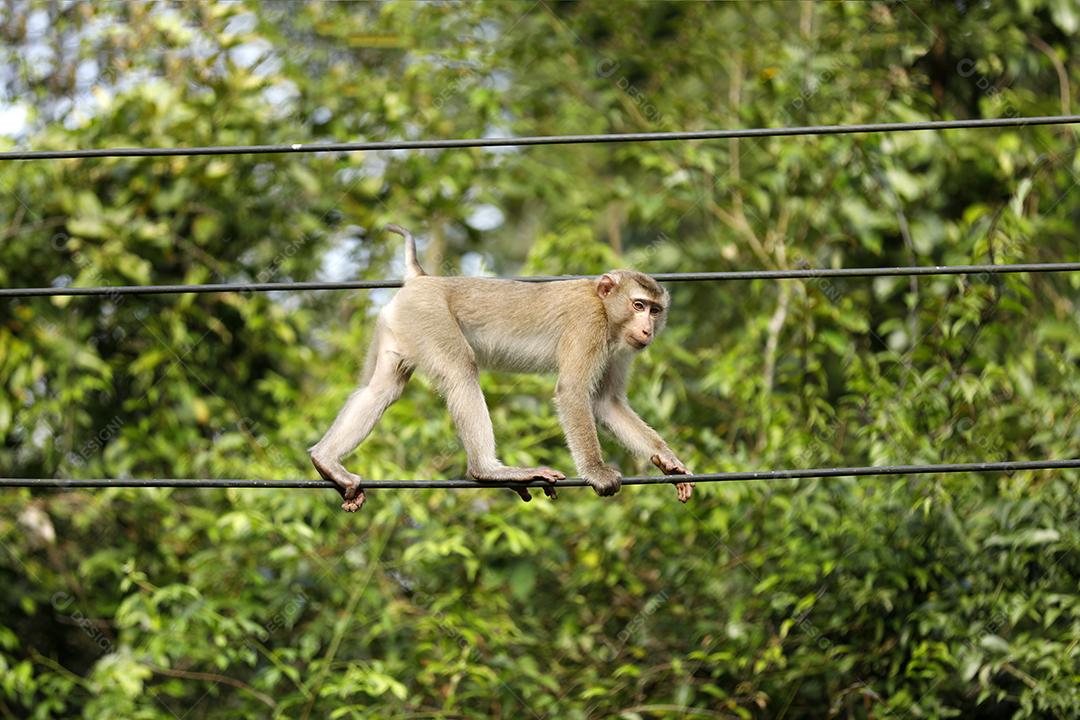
{"left": 4, "top": 262, "right": 1080, "bottom": 298}
{"left": 3, "top": 115, "right": 1079, "bottom": 161}
{"left": 3, "top": 459, "right": 1077, "bottom": 489}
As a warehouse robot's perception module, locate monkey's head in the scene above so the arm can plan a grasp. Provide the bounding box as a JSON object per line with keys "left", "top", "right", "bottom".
{"left": 596, "top": 270, "right": 670, "bottom": 351}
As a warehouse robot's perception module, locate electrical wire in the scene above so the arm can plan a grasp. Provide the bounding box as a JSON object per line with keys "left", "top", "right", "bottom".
{"left": 3, "top": 459, "right": 1077, "bottom": 490}
{"left": 5, "top": 116, "right": 1079, "bottom": 497}
{"left": 4, "top": 262, "right": 1080, "bottom": 298}
{"left": 2, "top": 115, "right": 1078, "bottom": 161}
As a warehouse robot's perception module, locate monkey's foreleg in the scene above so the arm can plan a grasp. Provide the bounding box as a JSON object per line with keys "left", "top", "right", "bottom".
{"left": 555, "top": 384, "right": 622, "bottom": 497}
{"left": 310, "top": 347, "right": 409, "bottom": 512}
{"left": 596, "top": 398, "right": 694, "bottom": 502}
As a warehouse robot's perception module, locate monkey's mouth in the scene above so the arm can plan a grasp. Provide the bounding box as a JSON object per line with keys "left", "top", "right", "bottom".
{"left": 627, "top": 337, "right": 649, "bottom": 349}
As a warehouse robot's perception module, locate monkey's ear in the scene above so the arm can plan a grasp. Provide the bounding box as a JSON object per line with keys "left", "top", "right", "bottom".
{"left": 596, "top": 273, "right": 619, "bottom": 298}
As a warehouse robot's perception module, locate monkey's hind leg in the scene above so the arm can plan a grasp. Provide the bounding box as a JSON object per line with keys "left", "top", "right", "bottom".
{"left": 421, "top": 329, "right": 563, "bottom": 501}
{"left": 449, "top": 379, "right": 565, "bottom": 501}
{"left": 310, "top": 330, "right": 410, "bottom": 512}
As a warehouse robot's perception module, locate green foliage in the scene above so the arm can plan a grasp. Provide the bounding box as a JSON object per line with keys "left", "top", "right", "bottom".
{"left": 1, "top": 1, "right": 1078, "bottom": 717}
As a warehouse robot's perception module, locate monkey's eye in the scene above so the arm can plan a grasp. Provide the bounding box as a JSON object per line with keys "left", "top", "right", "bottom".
{"left": 650, "top": 306, "right": 661, "bottom": 316}
{"left": 632, "top": 300, "right": 646, "bottom": 312}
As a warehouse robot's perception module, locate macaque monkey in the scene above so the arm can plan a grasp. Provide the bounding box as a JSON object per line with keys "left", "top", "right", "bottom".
{"left": 310, "top": 224, "right": 692, "bottom": 512}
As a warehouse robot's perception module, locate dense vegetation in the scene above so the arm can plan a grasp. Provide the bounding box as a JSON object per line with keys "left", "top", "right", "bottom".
{"left": 1, "top": 1, "right": 1078, "bottom": 717}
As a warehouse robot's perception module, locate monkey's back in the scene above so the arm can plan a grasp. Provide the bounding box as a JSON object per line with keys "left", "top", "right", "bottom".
{"left": 385, "top": 276, "right": 603, "bottom": 373}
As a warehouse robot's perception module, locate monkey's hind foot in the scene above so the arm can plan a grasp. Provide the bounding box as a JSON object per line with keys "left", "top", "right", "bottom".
{"left": 471, "top": 465, "right": 565, "bottom": 483}
{"left": 311, "top": 454, "right": 367, "bottom": 512}
{"left": 470, "top": 465, "right": 564, "bottom": 502}
{"left": 339, "top": 485, "right": 366, "bottom": 512}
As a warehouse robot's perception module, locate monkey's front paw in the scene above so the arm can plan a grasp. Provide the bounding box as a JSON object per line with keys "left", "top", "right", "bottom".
{"left": 673, "top": 481, "right": 693, "bottom": 503}
{"left": 651, "top": 452, "right": 694, "bottom": 503}
{"left": 651, "top": 451, "right": 689, "bottom": 476}
{"left": 583, "top": 464, "right": 622, "bottom": 497}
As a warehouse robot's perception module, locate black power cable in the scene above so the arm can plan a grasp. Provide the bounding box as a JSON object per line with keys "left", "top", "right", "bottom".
{"left": 2, "top": 115, "right": 1078, "bottom": 161}
{"left": 4, "top": 459, "right": 1077, "bottom": 490}
{"left": 4, "top": 262, "right": 1080, "bottom": 299}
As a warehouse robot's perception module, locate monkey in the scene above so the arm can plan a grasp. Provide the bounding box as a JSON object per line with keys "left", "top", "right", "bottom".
{"left": 309, "top": 224, "right": 693, "bottom": 512}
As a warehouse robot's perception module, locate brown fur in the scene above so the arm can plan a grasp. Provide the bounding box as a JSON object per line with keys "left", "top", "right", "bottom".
{"left": 310, "top": 226, "right": 692, "bottom": 511}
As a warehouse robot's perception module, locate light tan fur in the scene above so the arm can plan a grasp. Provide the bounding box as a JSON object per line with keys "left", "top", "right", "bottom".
{"left": 310, "top": 225, "right": 693, "bottom": 511}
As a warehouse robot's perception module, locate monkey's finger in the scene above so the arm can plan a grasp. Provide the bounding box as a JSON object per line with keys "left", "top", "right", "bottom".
{"left": 543, "top": 486, "right": 558, "bottom": 500}
{"left": 651, "top": 454, "right": 689, "bottom": 475}
{"left": 514, "top": 488, "right": 532, "bottom": 502}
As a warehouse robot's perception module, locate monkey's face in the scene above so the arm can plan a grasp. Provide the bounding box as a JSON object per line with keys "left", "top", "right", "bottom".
{"left": 624, "top": 294, "right": 665, "bottom": 349}
{"left": 596, "top": 272, "right": 669, "bottom": 351}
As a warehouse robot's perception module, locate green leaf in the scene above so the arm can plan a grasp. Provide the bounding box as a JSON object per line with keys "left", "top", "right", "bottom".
{"left": 508, "top": 562, "right": 537, "bottom": 601}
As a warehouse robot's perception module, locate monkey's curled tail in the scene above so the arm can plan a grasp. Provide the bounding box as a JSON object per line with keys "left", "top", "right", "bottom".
{"left": 385, "top": 224, "right": 427, "bottom": 280}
